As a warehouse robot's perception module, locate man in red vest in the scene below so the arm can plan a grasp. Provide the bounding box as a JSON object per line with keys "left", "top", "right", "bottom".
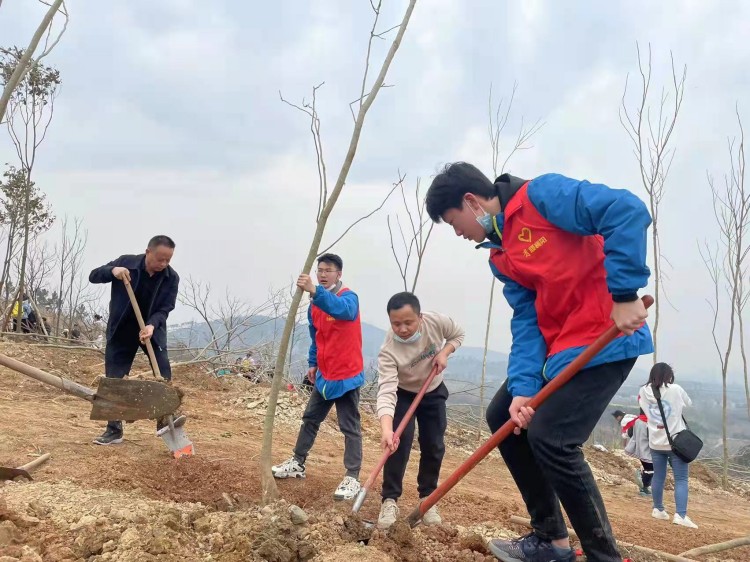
{"left": 425, "top": 164, "right": 653, "bottom": 562}
{"left": 272, "top": 253, "right": 365, "bottom": 501}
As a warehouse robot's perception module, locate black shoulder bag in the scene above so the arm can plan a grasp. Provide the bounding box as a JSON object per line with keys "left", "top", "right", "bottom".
{"left": 653, "top": 385, "right": 703, "bottom": 463}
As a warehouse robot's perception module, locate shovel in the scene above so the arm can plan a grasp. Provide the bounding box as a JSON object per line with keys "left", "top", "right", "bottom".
{"left": 0, "top": 353, "right": 181, "bottom": 420}
{"left": 352, "top": 364, "right": 440, "bottom": 522}
{"left": 0, "top": 453, "right": 52, "bottom": 482}
{"left": 407, "top": 295, "right": 654, "bottom": 527}
{"left": 121, "top": 278, "right": 194, "bottom": 459}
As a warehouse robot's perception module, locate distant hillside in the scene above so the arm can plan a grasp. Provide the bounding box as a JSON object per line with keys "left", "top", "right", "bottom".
{"left": 169, "top": 314, "right": 510, "bottom": 385}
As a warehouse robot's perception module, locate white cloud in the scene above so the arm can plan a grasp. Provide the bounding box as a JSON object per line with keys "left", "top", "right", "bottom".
{"left": 4, "top": 0, "right": 750, "bottom": 380}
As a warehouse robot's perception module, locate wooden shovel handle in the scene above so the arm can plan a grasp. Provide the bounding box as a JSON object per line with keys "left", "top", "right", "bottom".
{"left": 122, "top": 279, "right": 162, "bottom": 379}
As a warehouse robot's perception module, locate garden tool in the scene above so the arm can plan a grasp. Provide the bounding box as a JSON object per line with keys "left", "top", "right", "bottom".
{"left": 0, "top": 353, "right": 181, "bottom": 421}
{"left": 122, "top": 278, "right": 194, "bottom": 458}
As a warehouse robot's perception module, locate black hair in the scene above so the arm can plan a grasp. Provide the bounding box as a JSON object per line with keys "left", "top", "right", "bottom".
{"left": 425, "top": 162, "right": 496, "bottom": 222}
{"left": 386, "top": 291, "right": 421, "bottom": 315}
{"left": 648, "top": 362, "right": 675, "bottom": 389}
{"left": 317, "top": 253, "right": 343, "bottom": 271}
{"left": 148, "top": 235, "right": 176, "bottom": 249}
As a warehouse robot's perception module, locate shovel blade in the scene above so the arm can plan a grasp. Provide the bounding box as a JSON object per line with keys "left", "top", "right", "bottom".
{"left": 0, "top": 466, "right": 32, "bottom": 481}
{"left": 156, "top": 415, "right": 194, "bottom": 458}
{"left": 352, "top": 488, "right": 368, "bottom": 514}
{"left": 90, "top": 378, "right": 182, "bottom": 421}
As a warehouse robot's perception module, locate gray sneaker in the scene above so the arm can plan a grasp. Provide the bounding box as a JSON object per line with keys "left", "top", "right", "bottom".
{"left": 419, "top": 499, "right": 442, "bottom": 526}
{"left": 271, "top": 457, "right": 306, "bottom": 479}
{"left": 377, "top": 498, "right": 399, "bottom": 529}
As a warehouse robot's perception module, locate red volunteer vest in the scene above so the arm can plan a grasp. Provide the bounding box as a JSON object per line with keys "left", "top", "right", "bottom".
{"left": 310, "top": 287, "right": 364, "bottom": 381}
{"left": 490, "top": 183, "right": 620, "bottom": 357}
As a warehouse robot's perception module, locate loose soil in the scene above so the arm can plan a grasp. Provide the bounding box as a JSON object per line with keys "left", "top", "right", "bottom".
{"left": 1, "top": 343, "right": 749, "bottom": 561}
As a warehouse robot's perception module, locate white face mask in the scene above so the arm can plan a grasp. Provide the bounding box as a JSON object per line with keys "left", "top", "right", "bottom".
{"left": 394, "top": 330, "right": 422, "bottom": 344}
{"left": 469, "top": 200, "right": 494, "bottom": 234}
{"left": 476, "top": 212, "right": 494, "bottom": 234}
{"left": 393, "top": 317, "right": 422, "bottom": 344}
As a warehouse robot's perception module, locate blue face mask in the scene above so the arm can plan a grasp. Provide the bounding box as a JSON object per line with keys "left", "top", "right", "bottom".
{"left": 476, "top": 212, "right": 494, "bottom": 234}
{"left": 394, "top": 330, "right": 422, "bottom": 344}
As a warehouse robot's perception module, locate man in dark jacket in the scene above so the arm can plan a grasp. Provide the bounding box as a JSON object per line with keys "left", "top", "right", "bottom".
{"left": 89, "top": 235, "right": 179, "bottom": 445}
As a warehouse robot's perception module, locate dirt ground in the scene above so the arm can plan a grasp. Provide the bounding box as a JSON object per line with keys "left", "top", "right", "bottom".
{"left": 1, "top": 342, "right": 749, "bottom": 561}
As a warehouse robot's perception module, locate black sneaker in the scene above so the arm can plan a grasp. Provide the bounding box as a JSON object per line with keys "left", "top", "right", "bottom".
{"left": 488, "top": 532, "right": 576, "bottom": 562}
{"left": 93, "top": 428, "right": 123, "bottom": 445}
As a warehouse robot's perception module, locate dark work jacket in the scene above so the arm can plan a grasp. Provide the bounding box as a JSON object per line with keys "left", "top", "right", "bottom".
{"left": 89, "top": 254, "right": 179, "bottom": 348}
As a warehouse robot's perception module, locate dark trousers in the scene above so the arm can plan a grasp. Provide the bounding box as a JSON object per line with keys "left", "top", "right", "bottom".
{"left": 293, "top": 386, "right": 362, "bottom": 479}
{"left": 382, "top": 383, "right": 448, "bottom": 501}
{"left": 104, "top": 331, "right": 172, "bottom": 434}
{"left": 486, "top": 358, "right": 636, "bottom": 562}
{"left": 640, "top": 460, "right": 654, "bottom": 489}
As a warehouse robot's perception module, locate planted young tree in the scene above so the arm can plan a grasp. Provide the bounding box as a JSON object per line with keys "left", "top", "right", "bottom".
{"left": 259, "top": 0, "right": 417, "bottom": 504}
{"left": 699, "top": 107, "right": 748, "bottom": 488}
{"left": 0, "top": 166, "right": 31, "bottom": 297}
{"left": 0, "top": 167, "right": 53, "bottom": 329}
{"left": 1, "top": 48, "right": 60, "bottom": 332}
{"left": 620, "top": 43, "right": 687, "bottom": 362}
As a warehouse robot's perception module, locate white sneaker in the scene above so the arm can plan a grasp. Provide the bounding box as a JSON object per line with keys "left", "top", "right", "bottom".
{"left": 333, "top": 476, "right": 361, "bottom": 501}
{"left": 420, "top": 500, "right": 442, "bottom": 526}
{"left": 673, "top": 514, "right": 698, "bottom": 528}
{"left": 377, "top": 498, "right": 399, "bottom": 529}
{"left": 652, "top": 508, "right": 670, "bottom": 520}
{"left": 271, "top": 457, "right": 306, "bottom": 479}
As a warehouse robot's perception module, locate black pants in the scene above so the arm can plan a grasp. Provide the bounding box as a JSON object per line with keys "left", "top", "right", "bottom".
{"left": 486, "top": 358, "right": 636, "bottom": 562}
{"left": 382, "top": 383, "right": 448, "bottom": 501}
{"left": 293, "top": 386, "right": 362, "bottom": 479}
{"left": 640, "top": 460, "right": 654, "bottom": 489}
{"left": 104, "top": 331, "right": 172, "bottom": 434}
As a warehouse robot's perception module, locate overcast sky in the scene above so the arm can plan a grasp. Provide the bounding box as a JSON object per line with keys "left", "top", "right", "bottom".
{"left": 3, "top": 0, "right": 750, "bottom": 383}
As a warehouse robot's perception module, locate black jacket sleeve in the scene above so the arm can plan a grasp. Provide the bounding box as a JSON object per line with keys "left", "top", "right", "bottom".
{"left": 146, "top": 272, "right": 179, "bottom": 331}
{"left": 89, "top": 256, "right": 126, "bottom": 284}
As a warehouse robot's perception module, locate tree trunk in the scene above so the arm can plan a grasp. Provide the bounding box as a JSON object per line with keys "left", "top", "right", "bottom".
{"left": 650, "top": 203, "right": 660, "bottom": 363}
{"left": 287, "top": 322, "right": 295, "bottom": 377}
{"left": 14, "top": 183, "right": 32, "bottom": 333}
{"left": 259, "top": 0, "right": 417, "bottom": 504}
{"left": 478, "top": 277, "right": 495, "bottom": 443}
{"left": 723, "top": 372, "right": 728, "bottom": 488}
{"left": 0, "top": 0, "right": 63, "bottom": 123}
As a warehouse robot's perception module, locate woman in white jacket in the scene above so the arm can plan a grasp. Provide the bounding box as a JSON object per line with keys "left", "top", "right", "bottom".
{"left": 638, "top": 362, "right": 698, "bottom": 529}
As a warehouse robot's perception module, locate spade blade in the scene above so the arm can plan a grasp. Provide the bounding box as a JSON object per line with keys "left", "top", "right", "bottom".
{"left": 0, "top": 466, "right": 32, "bottom": 481}
{"left": 91, "top": 378, "right": 182, "bottom": 421}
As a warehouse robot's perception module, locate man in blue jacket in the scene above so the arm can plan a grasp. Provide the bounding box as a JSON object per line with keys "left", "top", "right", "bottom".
{"left": 89, "top": 235, "right": 179, "bottom": 445}
{"left": 272, "top": 253, "right": 366, "bottom": 501}
{"left": 425, "top": 164, "right": 652, "bottom": 562}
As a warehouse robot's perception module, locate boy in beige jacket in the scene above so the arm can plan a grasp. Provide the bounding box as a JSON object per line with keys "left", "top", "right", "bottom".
{"left": 376, "top": 292, "right": 465, "bottom": 529}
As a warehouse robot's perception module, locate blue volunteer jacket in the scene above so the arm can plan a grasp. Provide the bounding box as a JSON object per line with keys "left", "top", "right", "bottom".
{"left": 480, "top": 173, "right": 654, "bottom": 397}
